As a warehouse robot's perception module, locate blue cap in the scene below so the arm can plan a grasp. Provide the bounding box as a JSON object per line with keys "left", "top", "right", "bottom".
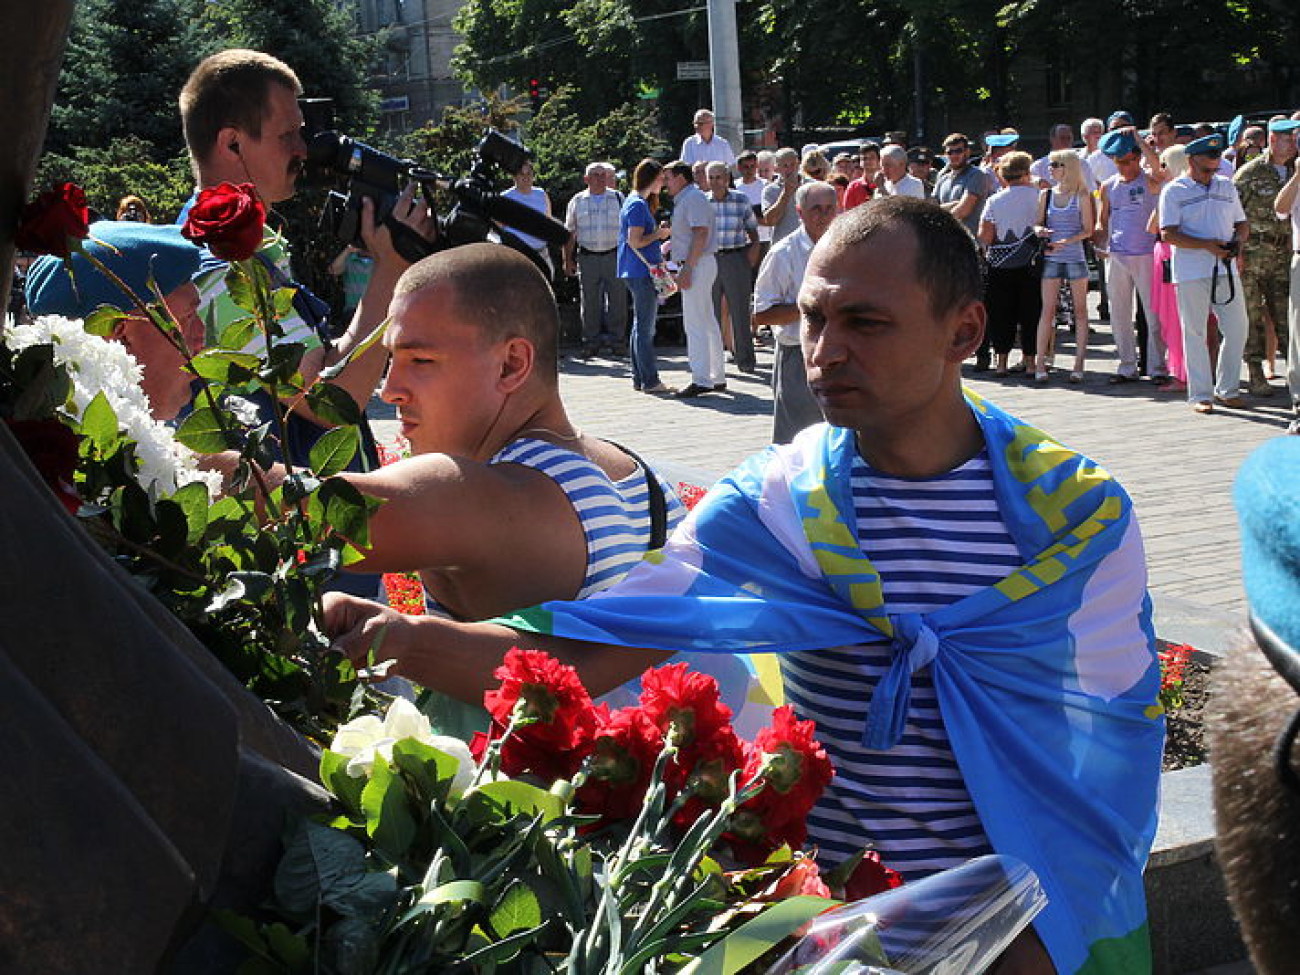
{"left": 1236, "top": 437, "right": 1300, "bottom": 656}
{"left": 26, "top": 221, "right": 201, "bottom": 319}
{"left": 985, "top": 133, "right": 1018, "bottom": 149}
{"left": 1269, "top": 118, "right": 1300, "bottom": 134}
{"left": 1107, "top": 110, "right": 1135, "bottom": 128}
{"left": 1227, "top": 115, "right": 1245, "bottom": 147}
{"left": 1185, "top": 132, "right": 1227, "bottom": 157}
{"left": 1100, "top": 129, "right": 1140, "bottom": 158}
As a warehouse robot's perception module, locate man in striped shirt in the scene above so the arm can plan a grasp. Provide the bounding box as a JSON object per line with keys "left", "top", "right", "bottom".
{"left": 327, "top": 200, "right": 1158, "bottom": 975}
{"left": 327, "top": 243, "right": 683, "bottom": 625}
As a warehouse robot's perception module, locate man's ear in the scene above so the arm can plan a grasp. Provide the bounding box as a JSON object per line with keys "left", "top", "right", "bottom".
{"left": 496, "top": 336, "right": 534, "bottom": 394}
{"left": 216, "top": 126, "right": 244, "bottom": 163}
{"left": 947, "top": 300, "right": 986, "bottom": 362}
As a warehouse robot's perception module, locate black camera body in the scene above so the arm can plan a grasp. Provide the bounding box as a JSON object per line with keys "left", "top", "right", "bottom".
{"left": 300, "top": 98, "right": 568, "bottom": 269}
{"left": 1222, "top": 239, "right": 1241, "bottom": 260}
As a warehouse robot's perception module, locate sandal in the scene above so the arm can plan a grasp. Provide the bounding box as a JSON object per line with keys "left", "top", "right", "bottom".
{"left": 1069, "top": 371, "right": 1083, "bottom": 384}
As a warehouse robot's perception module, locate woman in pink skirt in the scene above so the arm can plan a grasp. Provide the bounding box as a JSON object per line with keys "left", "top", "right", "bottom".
{"left": 1149, "top": 145, "right": 1188, "bottom": 388}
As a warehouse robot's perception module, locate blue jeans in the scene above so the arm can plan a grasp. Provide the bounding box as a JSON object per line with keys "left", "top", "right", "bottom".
{"left": 625, "top": 275, "right": 661, "bottom": 389}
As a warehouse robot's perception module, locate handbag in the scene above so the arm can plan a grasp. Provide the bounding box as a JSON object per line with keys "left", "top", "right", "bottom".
{"left": 986, "top": 189, "right": 1050, "bottom": 271}
{"left": 634, "top": 244, "right": 678, "bottom": 300}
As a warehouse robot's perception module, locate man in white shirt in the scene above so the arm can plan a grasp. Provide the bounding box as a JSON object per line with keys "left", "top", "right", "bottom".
{"left": 876, "top": 145, "right": 926, "bottom": 199}
{"left": 1081, "top": 117, "right": 1117, "bottom": 183}
{"left": 664, "top": 160, "right": 724, "bottom": 397}
{"left": 563, "top": 161, "right": 627, "bottom": 357}
{"left": 1032, "top": 124, "right": 1096, "bottom": 190}
{"left": 752, "top": 181, "right": 837, "bottom": 442}
{"left": 1158, "top": 132, "right": 1250, "bottom": 413}
{"left": 680, "top": 109, "right": 736, "bottom": 170}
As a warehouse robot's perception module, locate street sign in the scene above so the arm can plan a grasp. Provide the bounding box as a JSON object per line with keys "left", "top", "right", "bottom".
{"left": 677, "top": 61, "right": 710, "bottom": 81}
{"left": 380, "top": 96, "right": 410, "bottom": 113}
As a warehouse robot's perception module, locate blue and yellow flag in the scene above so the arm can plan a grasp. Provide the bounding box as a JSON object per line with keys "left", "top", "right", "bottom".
{"left": 502, "top": 392, "right": 1163, "bottom": 975}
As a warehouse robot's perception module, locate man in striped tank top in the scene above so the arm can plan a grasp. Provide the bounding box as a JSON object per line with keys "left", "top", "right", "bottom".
{"left": 328, "top": 201, "right": 1160, "bottom": 975}
{"left": 325, "top": 243, "right": 682, "bottom": 630}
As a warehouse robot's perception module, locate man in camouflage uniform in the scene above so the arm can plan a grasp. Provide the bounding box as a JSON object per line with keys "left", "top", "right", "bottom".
{"left": 1233, "top": 118, "right": 1298, "bottom": 396}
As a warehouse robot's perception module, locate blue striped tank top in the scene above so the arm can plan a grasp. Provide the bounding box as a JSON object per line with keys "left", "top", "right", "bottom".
{"left": 780, "top": 449, "right": 1021, "bottom": 879}
{"left": 489, "top": 438, "right": 685, "bottom": 597}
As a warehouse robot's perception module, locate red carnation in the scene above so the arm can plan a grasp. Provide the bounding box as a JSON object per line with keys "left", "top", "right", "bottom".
{"left": 675, "top": 481, "right": 707, "bottom": 510}
{"left": 483, "top": 647, "right": 599, "bottom": 781}
{"left": 639, "top": 662, "right": 734, "bottom": 752}
{"left": 181, "top": 182, "right": 266, "bottom": 262}
{"left": 842, "top": 850, "right": 905, "bottom": 901}
{"left": 725, "top": 707, "right": 834, "bottom": 864}
{"left": 575, "top": 705, "right": 664, "bottom": 823}
{"left": 764, "top": 855, "right": 832, "bottom": 901}
{"left": 15, "top": 183, "right": 90, "bottom": 258}
{"left": 7, "top": 419, "right": 82, "bottom": 515}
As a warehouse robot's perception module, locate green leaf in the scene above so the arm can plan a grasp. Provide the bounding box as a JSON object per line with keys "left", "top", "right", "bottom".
{"left": 259, "top": 342, "right": 306, "bottom": 386}
{"left": 209, "top": 908, "right": 269, "bottom": 956}
{"left": 421, "top": 880, "right": 487, "bottom": 907}
{"left": 490, "top": 881, "right": 542, "bottom": 937}
{"left": 169, "top": 481, "right": 211, "bottom": 543}
{"left": 317, "top": 477, "right": 376, "bottom": 547}
{"left": 218, "top": 315, "right": 259, "bottom": 352}
{"left": 190, "top": 349, "right": 262, "bottom": 384}
{"left": 78, "top": 391, "right": 120, "bottom": 452}
{"left": 273, "top": 285, "right": 297, "bottom": 318}
{"left": 225, "top": 263, "right": 259, "bottom": 313}
{"left": 176, "top": 406, "right": 239, "bottom": 453}
{"left": 459, "top": 919, "right": 552, "bottom": 967}
{"left": 310, "top": 426, "right": 361, "bottom": 478}
{"left": 359, "top": 755, "right": 417, "bottom": 860}
{"left": 82, "top": 304, "right": 129, "bottom": 337}
{"left": 677, "top": 896, "right": 838, "bottom": 975}
{"left": 305, "top": 381, "right": 364, "bottom": 427}
{"left": 154, "top": 498, "right": 191, "bottom": 558}
{"left": 11, "top": 353, "right": 72, "bottom": 421}
{"left": 273, "top": 820, "right": 397, "bottom": 921}
{"left": 320, "top": 749, "right": 368, "bottom": 816}
{"left": 466, "top": 780, "right": 565, "bottom": 825}
{"left": 264, "top": 922, "right": 310, "bottom": 969}
{"left": 390, "top": 737, "right": 462, "bottom": 807}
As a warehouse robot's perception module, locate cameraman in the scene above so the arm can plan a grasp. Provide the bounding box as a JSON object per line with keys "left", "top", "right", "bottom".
{"left": 1158, "top": 131, "right": 1250, "bottom": 414}
{"left": 177, "top": 49, "right": 434, "bottom": 465}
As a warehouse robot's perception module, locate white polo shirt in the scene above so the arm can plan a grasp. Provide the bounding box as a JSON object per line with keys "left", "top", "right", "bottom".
{"left": 1157, "top": 173, "right": 1246, "bottom": 283}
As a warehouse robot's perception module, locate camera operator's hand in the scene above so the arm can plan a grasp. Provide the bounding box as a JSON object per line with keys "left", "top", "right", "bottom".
{"left": 362, "top": 182, "right": 438, "bottom": 268}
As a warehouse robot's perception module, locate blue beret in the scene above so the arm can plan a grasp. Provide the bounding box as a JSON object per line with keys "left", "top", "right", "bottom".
{"left": 1100, "top": 129, "right": 1140, "bottom": 158}
{"left": 25, "top": 221, "right": 201, "bottom": 319}
{"left": 1236, "top": 437, "right": 1300, "bottom": 657}
{"left": 1185, "top": 132, "right": 1226, "bottom": 157}
{"left": 1227, "top": 115, "right": 1245, "bottom": 147}
{"left": 984, "top": 133, "right": 1018, "bottom": 149}
{"left": 1107, "top": 110, "right": 1134, "bottom": 128}
{"left": 1269, "top": 118, "right": 1300, "bottom": 134}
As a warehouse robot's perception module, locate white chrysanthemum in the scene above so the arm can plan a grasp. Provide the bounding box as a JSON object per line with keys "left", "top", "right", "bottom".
{"left": 331, "top": 697, "right": 477, "bottom": 796}
{"left": 3, "top": 314, "right": 222, "bottom": 499}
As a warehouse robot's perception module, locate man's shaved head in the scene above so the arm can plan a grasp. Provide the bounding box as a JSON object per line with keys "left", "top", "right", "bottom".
{"left": 395, "top": 243, "right": 559, "bottom": 381}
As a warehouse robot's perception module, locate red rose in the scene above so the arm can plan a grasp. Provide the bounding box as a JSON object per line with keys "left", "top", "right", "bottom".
{"left": 842, "top": 850, "right": 905, "bottom": 901}
{"left": 765, "top": 855, "right": 832, "bottom": 901}
{"left": 15, "top": 183, "right": 90, "bottom": 258}
{"left": 181, "top": 182, "right": 266, "bottom": 262}
{"left": 575, "top": 705, "right": 664, "bottom": 823}
{"left": 6, "top": 419, "right": 82, "bottom": 515}
{"left": 483, "top": 647, "right": 599, "bottom": 781}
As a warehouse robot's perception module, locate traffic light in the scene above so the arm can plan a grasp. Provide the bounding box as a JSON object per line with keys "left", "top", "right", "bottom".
{"left": 529, "top": 77, "right": 541, "bottom": 111}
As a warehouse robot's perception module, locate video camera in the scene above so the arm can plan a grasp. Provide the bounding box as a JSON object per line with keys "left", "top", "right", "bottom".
{"left": 299, "top": 98, "right": 570, "bottom": 269}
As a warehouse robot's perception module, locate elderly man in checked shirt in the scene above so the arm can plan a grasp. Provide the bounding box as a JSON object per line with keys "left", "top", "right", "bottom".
{"left": 706, "top": 160, "right": 760, "bottom": 374}
{"left": 564, "top": 162, "right": 628, "bottom": 357}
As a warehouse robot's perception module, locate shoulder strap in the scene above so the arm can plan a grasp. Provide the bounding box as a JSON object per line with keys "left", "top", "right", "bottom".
{"left": 604, "top": 440, "right": 668, "bottom": 550}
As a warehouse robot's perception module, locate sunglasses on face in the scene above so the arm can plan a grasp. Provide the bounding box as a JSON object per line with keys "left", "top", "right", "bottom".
{"left": 1049, "top": 161, "right": 1065, "bottom": 169}
{"left": 945, "top": 145, "right": 968, "bottom": 154}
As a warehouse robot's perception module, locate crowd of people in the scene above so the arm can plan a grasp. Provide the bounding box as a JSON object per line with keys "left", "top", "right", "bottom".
{"left": 14, "top": 51, "right": 1300, "bottom": 972}
{"left": 546, "top": 107, "right": 1300, "bottom": 439}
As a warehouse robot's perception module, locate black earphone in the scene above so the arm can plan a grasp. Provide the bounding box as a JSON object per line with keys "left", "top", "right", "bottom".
{"left": 229, "top": 141, "right": 240, "bottom": 155}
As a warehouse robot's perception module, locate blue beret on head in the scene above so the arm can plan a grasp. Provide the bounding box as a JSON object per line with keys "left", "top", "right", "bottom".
{"left": 1226, "top": 115, "right": 1245, "bottom": 147}
{"left": 25, "top": 220, "right": 201, "bottom": 319}
{"left": 984, "top": 133, "right": 1018, "bottom": 149}
{"left": 1185, "top": 132, "right": 1226, "bottom": 157}
{"left": 1236, "top": 437, "right": 1300, "bottom": 666}
{"left": 1107, "top": 110, "right": 1134, "bottom": 128}
{"left": 1269, "top": 118, "right": 1300, "bottom": 135}
{"left": 1100, "top": 129, "right": 1140, "bottom": 158}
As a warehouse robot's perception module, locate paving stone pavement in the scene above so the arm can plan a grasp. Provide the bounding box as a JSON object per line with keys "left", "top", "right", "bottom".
{"left": 370, "top": 305, "right": 1296, "bottom": 644}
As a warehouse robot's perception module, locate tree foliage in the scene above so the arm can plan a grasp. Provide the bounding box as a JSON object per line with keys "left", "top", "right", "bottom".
{"left": 35, "top": 138, "right": 195, "bottom": 224}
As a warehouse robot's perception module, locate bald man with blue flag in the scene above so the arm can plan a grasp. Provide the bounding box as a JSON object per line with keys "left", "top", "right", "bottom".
{"left": 326, "top": 197, "right": 1163, "bottom": 975}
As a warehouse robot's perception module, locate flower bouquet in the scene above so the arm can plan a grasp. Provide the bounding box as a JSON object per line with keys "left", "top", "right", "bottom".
{"left": 221, "top": 650, "right": 907, "bottom": 973}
